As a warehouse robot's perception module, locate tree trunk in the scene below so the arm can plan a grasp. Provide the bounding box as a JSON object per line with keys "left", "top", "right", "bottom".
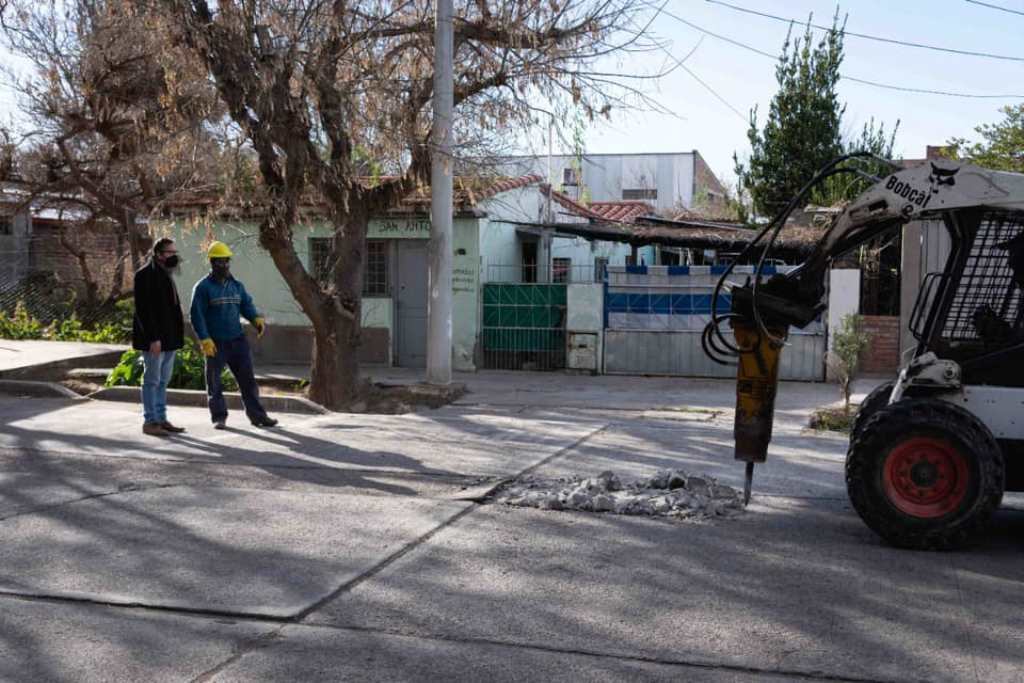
{"left": 105, "top": 228, "right": 127, "bottom": 304}
{"left": 309, "top": 310, "right": 361, "bottom": 408}
{"left": 308, "top": 213, "right": 367, "bottom": 408}
{"left": 259, "top": 205, "right": 366, "bottom": 410}
{"left": 58, "top": 222, "right": 101, "bottom": 312}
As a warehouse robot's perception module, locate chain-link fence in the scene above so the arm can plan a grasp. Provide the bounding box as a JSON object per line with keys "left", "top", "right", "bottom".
{"left": 0, "top": 230, "right": 136, "bottom": 340}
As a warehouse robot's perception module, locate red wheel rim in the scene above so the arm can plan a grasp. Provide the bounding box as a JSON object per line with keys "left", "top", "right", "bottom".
{"left": 882, "top": 436, "right": 970, "bottom": 519}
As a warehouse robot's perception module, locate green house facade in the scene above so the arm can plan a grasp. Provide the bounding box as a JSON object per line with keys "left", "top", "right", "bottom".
{"left": 162, "top": 176, "right": 644, "bottom": 372}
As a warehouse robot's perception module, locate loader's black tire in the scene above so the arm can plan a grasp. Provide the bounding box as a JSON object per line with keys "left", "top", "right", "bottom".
{"left": 846, "top": 399, "right": 1004, "bottom": 550}
{"left": 850, "top": 381, "right": 895, "bottom": 440}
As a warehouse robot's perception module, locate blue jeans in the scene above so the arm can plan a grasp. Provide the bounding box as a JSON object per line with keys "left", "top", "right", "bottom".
{"left": 205, "top": 335, "right": 268, "bottom": 424}
{"left": 142, "top": 350, "right": 176, "bottom": 424}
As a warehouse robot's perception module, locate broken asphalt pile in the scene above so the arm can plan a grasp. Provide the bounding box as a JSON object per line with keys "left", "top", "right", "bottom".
{"left": 492, "top": 469, "right": 744, "bottom": 519}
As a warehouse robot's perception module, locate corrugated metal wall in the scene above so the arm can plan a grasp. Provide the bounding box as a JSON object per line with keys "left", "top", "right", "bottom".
{"left": 602, "top": 265, "right": 826, "bottom": 381}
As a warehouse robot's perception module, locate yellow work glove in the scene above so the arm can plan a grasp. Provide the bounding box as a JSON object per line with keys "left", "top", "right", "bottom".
{"left": 254, "top": 317, "right": 266, "bottom": 338}
{"left": 199, "top": 338, "right": 217, "bottom": 357}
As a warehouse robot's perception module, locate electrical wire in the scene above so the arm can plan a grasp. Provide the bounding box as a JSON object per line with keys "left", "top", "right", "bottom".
{"left": 706, "top": 0, "right": 1024, "bottom": 63}
{"left": 965, "top": 0, "right": 1024, "bottom": 18}
{"left": 659, "top": 8, "right": 1024, "bottom": 100}
{"left": 625, "top": 9, "right": 750, "bottom": 125}
{"left": 678, "top": 62, "right": 747, "bottom": 122}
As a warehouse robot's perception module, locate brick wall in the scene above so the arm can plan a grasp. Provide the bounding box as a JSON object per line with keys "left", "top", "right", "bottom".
{"left": 860, "top": 315, "right": 901, "bottom": 375}
{"left": 692, "top": 150, "right": 728, "bottom": 212}
{"left": 30, "top": 221, "right": 135, "bottom": 296}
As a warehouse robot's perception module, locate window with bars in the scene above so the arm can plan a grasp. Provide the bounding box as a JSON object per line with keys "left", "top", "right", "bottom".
{"left": 552, "top": 257, "right": 571, "bottom": 283}
{"left": 594, "top": 257, "right": 608, "bottom": 283}
{"left": 309, "top": 237, "right": 332, "bottom": 284}
{"left": 308, "top": 237, "right": 390, "bottom": 296}
{"left": 941, "top": 211, "right": 1024, "bottom": 344}
{"left": 364, "top": 240, "right": 389, "bottom": 296}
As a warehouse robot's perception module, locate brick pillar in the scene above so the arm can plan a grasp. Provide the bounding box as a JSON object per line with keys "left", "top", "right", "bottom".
{"left": 860, "top": 315, "right": 901, "bottom": 375}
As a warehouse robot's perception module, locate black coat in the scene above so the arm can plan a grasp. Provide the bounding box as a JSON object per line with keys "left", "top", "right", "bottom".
{"left": 132, "top": 261, "right": 185, "bottom": 351}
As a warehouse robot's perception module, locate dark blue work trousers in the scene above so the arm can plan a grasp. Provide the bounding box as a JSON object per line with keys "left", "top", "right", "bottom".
{"left": 205, "top": 335, "right": 268, "bottom": 424}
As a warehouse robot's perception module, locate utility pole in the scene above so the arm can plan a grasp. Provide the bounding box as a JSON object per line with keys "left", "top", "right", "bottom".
{"left": 427, "top": 0, "right": 454, "bottom": 385}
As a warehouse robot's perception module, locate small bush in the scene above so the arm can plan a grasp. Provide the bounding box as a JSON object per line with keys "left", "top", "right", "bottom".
{"left": 810, "top": 407, "right": 855, "bottom": 433}
{"left": 1, "top": 298, "right": 133, "bottom": 344}
{"left": 105, "top": 349, "right": 146, "bottom": 387}
{"left": 0, "top": 301, "right": 45, "bottom": 339}
{"left": 827, "top": 313, "right": 871, "bottom": 410}
{"left": 105, "top": 338, "right": 239, "bottom": 391}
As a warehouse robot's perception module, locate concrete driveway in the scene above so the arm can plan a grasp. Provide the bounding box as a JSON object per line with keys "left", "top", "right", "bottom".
{"left": 1, "top": 373, "right": 1020, "bottom": 682}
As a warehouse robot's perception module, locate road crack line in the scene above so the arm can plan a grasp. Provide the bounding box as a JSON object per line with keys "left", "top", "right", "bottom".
{"left": 0, "top": 484, "right": 178, "bottom": 523}
{"left": 293, "top": 423, "right": 611, "bottom": 622}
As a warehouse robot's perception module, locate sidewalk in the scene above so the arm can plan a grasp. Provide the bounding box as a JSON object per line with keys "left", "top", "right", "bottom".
{"left": 0, "top": 339, "right": 125, "bottom": 381}
{"left": 1, "top": 372, "right": 1020, "bottom": 681}
{"left": 263, "top": 363, "right": 887, "bottom": 413}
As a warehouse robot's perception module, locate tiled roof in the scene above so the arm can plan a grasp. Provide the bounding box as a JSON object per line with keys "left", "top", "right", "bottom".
{"left": 161, "top": 173, "right": 544, "bottom": 216}
{"left": 587, "top": 200, "right": 655, "bottom": 223}
{"left": 539, "top": 185, "right": 655, "bottom": 224}
{"left": 401, "top": 174, "right": 544, "bottom": 208}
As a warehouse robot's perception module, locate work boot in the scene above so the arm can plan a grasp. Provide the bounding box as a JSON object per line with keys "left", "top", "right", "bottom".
{"left": 213, "top": 419, "right": 227, "bottom": 430}
{"left": 143, "top": 422, "right": 169, "bottom": 437}
{"left": 161, "top": 421, "right": 186, "bottom": 434}
{"left": 251, "top": 416, "right": 279, "bottom": 428}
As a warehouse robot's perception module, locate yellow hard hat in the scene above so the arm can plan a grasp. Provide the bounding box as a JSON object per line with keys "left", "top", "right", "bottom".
{"left": 208, "top": 241, "right": 233, "bottom": 259}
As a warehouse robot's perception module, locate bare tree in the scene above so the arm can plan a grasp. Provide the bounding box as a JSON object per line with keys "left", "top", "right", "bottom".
{"left": 144, "top": 0, "right": 662, "bottom": 408}
{"left": 0, "top": 0, "right": 223, "bottom": 311}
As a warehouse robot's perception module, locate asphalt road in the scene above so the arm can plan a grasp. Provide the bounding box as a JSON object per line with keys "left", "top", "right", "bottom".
{"left": 1, "top": 374, "right": 1021, "bottom": 682}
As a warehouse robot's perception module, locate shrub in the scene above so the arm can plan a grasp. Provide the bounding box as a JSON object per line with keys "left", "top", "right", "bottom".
{"left": 105, "top": 338, "right": 239, "bottom": 391}
{"left": 810, "top": 406, "right": 854, "bottom": 433}
{"left": 1, "top": 298, "right": 133, "bottom": 344}
{"left": 827, "top": 313, "right": 871, "bottom": 411}
{"left": 0, "top": 301, "right": 45, "bottom": 339}
{"left": 105, "top": 349, "right": 146, "bottom": 387}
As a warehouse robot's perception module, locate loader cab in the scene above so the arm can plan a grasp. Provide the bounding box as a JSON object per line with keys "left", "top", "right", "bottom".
{"left": 908, "top": 207, "right": 1024, "bottom": 386}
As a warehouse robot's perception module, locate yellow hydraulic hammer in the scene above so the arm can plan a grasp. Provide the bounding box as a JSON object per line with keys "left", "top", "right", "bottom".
{"left": 731, "top": 318, "right": 788, "bottom": 504}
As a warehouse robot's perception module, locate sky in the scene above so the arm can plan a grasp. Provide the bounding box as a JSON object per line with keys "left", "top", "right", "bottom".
{"left": 1, "top": 0, "right": 1021, "bottom": 190}
{"left": 570, "top": 0, "right": 1024, "bottom": 186}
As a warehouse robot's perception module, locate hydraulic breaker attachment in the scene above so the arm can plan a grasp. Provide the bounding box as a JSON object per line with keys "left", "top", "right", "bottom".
{"left": 731, "top": 318, "right": 788, "bottom": 504}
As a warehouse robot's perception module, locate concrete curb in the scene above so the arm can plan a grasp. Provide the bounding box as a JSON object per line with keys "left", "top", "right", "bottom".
{"left": 88, "top": 386, "right": 330, "bottom": 415}
{"left": 0, "top": 379, "right": 88, "bottom": 400}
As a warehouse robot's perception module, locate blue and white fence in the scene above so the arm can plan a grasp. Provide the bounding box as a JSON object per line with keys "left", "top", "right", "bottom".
{"left": 602, "top": 265, "right": 826, "bottom": 381}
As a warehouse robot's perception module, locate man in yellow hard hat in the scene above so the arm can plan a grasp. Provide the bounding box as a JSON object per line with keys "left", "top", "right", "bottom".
{"left": 189, "top": 241, "right": 277, "bottom": 429}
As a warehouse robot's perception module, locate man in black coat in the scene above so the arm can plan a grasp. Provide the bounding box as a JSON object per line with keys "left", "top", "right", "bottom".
{"left": 133, "top": 237, "right": 186, "bottom": 437}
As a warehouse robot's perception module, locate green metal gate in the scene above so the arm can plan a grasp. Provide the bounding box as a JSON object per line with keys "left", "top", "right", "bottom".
{"left": 481, "top": 283, "right": 567, "bottom": 370}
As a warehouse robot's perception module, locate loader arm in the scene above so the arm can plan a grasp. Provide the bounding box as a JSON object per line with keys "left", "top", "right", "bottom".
{"left": 745, "top": 160, "right": 1024, "bottom": 330}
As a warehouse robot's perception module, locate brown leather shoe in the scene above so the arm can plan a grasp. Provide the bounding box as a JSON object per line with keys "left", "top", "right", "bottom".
{"left": 161, "top": 421, "right": 186, "bottom": 434}
{"left": 143, "top": 422, "right": 169, "bottom": 437}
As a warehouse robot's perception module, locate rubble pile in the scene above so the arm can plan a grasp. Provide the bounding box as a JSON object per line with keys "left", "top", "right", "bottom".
{"left": 494, "top": 469, "right": 744, "bottom": 519}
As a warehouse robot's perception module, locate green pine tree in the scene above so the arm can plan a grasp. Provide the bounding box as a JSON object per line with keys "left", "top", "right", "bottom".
{"left": 735, "top": 13, "right": 846, "bottom": 218}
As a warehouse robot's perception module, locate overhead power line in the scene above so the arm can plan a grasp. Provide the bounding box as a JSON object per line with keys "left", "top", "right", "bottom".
{"left": 646, "top": 30, "right": 747, "bottom": 122}
{"left": 660, "top": 8, "right": 1024, "bottom": 99}
{"left": 706, "top": 0, "right": 1024, "bottom": 63}
{"left": 965, "top": 0, "right": 1024, "bottom": 18}
{"left": 679, "top": 63, "right": 747, "bottom": 122}
{"left": 840, "top": 76, "right": 1024, "bottom": 99}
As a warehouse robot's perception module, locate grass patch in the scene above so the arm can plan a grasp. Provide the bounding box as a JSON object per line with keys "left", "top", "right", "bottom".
{"left": 810, "top": 406, "right": 855, "bottom": 433}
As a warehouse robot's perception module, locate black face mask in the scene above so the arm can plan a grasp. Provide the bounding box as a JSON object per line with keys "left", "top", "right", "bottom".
{"left": 162, "top": 255, "right": 180, "bottom": 269}
{"left": 211, "top": 261, "right": 231, "bottom": 279}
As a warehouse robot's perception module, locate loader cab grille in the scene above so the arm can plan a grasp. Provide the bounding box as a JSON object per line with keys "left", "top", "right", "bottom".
{"left": 941, "top": 210, "right": 1024, "bottom": 346}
